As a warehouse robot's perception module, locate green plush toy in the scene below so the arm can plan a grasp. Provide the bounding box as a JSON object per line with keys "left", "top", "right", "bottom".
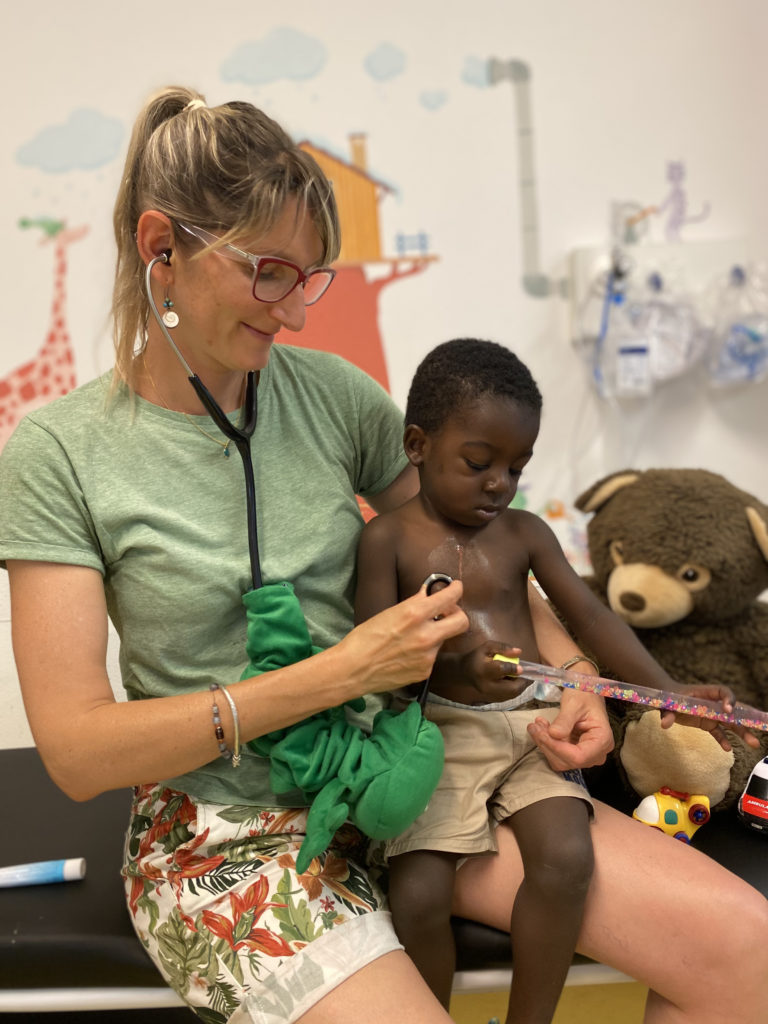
{"left": 241, "top": 582, "right": 444, "bottom": 873}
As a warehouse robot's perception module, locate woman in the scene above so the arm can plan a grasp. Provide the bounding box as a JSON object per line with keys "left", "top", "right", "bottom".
{"left": 1, "top": 86, "right": 765, "bottom": 1024}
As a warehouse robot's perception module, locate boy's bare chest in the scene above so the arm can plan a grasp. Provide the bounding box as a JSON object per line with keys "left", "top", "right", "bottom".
{"left": 395, "top": 518, "right": 530, "bottom": 606}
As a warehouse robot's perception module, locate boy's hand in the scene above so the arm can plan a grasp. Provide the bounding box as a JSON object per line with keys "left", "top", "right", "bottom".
{"left": 459, "top": 642, "right": 528, "bottom": 700}
{"left": 660, "top": 682, "right": 761, "bottom": 752}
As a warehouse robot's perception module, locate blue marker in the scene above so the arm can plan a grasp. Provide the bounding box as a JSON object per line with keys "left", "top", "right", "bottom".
{"left": 0, "top": 857, "right": 86, "bottom": 888}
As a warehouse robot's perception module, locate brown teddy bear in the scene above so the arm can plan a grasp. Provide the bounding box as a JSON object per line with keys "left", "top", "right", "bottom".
{"left": 571, "top": 467, "right": 768, "bottom": 816}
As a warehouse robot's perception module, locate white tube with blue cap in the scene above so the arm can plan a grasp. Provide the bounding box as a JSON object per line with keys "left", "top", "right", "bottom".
{"left": 0, "top": 857, "right": 86, "bottom": 888}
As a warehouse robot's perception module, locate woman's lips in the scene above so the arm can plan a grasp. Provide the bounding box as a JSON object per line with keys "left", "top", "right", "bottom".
{"left": 242, "top": 323, "right": 275, "bottom": 341}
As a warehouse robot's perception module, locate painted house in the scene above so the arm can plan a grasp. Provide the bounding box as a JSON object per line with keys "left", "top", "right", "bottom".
{"left": 299, "top": 135, "right": 394, "bottom": 265}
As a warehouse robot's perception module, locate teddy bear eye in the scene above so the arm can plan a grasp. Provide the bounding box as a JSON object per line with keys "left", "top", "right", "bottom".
{"left": 676, "top": 564, "right": 711, "bottom": 592}
{"left": 609, "top": 540, "right": 624, "bottom": 565}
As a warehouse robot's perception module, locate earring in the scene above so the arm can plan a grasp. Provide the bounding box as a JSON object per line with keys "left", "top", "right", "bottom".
{"left": 162, "top": 290, "right": 179, "bottom": 329}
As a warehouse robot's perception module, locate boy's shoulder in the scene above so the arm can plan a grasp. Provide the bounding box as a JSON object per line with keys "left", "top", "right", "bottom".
{"left": 361, "top": 502, "right": 410, "bottom": 535}
{"left": 498, "top": 506, "right": 551, "bottom": 531}
{"left": 360, "top": 496, "right": 423, "bottom": 542}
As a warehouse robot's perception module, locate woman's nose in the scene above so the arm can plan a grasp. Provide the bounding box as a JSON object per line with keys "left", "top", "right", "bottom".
{"left": 268, "top": 286, "right": 307, "bottom": 332}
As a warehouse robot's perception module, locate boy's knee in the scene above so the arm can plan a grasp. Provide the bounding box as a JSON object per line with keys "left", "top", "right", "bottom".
{"left": 388, "top": 852, "right": 456, "bottom": 926}
{"left": 390, "top": 876, "right": 452, "bottom": 926}
{"left": 527, "top": 831, "right": 594, "bottom": 902}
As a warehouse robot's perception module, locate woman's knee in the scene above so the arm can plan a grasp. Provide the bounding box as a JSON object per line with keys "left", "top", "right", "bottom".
{"left": 720, "top": 886, "right": 768, "bottom": 969}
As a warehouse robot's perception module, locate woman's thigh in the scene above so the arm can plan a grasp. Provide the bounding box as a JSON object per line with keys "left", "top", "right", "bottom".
{"left": 452, "top": 798, "right": 768, "bottom": 1024}
{"left": 124, "top": 785, "right": 403, "bottom": 1024}
{"left": 297, "top": 950, "right": 452, "bottom": 1024}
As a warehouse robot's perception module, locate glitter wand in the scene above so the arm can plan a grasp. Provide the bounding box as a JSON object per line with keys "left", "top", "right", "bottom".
{"left": 422, "top": 573, "right": 768, "bottom": 733}
{"left": 510, "top": 658, "right": 768, "bottom": 733}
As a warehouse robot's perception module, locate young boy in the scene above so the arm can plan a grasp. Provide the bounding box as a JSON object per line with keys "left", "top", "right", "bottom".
{"left": 354, "top": 338, "right": 697, "bottom": 1024}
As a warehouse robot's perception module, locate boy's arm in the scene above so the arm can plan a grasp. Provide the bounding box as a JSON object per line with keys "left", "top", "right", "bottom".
{"left": 524, "top": 514, "right": 751, "bottom": 749}
{"left": 527, "top": 582, "right": 599, "bottom": 670}
{"left": 354, "top": 515, "right": 401, "bottom": 624}
{"left": 528, "top": 516, "right": 741, "bottom": 700}
{"left": 524, "top": 513, "right": 685, "bottom": 689}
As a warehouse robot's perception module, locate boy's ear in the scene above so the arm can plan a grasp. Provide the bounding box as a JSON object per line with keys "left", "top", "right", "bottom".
{"left": 403, "top": 424, "right": 427, "bottom": 466}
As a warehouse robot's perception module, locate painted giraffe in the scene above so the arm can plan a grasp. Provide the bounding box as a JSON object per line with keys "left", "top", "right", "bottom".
{"left": 0, "top": 218, "right": 88, "bottom": 451}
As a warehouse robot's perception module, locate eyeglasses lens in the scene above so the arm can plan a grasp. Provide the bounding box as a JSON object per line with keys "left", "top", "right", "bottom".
{"left": 302, "top": 271, "right": 334, "bottom": 305}
{"left": 253, "top": 262, "right": 334, "bottom": 305}
{"left": 253, "top": 261, "right": 299, "bottom": 303}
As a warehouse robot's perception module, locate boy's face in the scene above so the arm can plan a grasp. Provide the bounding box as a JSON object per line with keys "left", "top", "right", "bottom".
{"left": 406, "top": 395, "right": 540, "bottom": 528}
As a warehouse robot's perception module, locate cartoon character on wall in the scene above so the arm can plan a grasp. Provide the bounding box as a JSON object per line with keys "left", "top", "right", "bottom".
{"left": 0, "top": 218, "right": 88, "bottom": 451}
{"left": 653, "top": 160, "right": 710, "bottom": 243}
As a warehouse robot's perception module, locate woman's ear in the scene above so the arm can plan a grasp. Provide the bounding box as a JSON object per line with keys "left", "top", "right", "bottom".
{"left": 404, "top": 424, "right": 427, "bottom": 467}
{"left": 136, "top": 210, "right": 175, "bottom": 272}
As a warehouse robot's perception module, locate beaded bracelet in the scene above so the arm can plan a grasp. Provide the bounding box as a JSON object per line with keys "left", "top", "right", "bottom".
{"left": 217, "top": 685, "right": 241, "bottom": 768}
{"left": 560, "top": 655, "right": 600, "bottom": 675}
{"left": 209, "top": 683, "right": 241, "bottom": 766}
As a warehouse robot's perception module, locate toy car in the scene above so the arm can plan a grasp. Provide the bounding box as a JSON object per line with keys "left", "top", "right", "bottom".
{"left": 738, "top": 757, "right": 768, "bottom": 835}
{"left": 632, "top": 786, "right": 710, "bottom": 842}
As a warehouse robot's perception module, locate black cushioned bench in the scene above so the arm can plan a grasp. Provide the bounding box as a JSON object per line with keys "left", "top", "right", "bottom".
{"left": 1, "top": 747, "right": 765, "bottom": 1019}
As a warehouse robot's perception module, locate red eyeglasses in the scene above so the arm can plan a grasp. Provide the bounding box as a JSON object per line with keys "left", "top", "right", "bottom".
{"left": 177, "top": 222, "right": 336, "bottom": 305}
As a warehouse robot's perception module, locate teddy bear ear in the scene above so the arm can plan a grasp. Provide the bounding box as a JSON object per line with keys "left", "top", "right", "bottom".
{"left": 746, "top": 507, "right": 768, "bottom": 564}
{"left": 575, "top": 471, "right": 641, "bottom": 514}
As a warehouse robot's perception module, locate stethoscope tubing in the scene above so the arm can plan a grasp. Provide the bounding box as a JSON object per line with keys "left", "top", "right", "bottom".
{"left": 145, "top": 254, "right": 263, "bottom": 589}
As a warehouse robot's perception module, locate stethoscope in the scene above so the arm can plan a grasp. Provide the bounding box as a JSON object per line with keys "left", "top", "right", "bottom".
{"left": 416, "top": 572, "right": 455, "bottom": 707}
{"left": 145, "top": 252, "right": 263, "bottom": 590}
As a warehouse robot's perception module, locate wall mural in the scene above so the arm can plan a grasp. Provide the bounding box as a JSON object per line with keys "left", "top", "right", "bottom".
{"left": 3, "top": 29, "right": 557, "bottom": 455}
{"left": 3, "top": 31, "right": 590, "bottom": 561}
{"left": 0, "top": 219, "right": 88, "bottom": 450}
{"left": 289, "top": 134, "right": 433, "bottom": 391}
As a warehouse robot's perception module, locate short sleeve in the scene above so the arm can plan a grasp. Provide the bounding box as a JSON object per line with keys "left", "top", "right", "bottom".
{"left": 0, "top": 417, "right": 104, "bottom": 572}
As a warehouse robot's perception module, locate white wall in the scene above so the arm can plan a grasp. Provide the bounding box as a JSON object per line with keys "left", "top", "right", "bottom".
{"left": 2, "top": 0, "right": 767, "bottom": 749}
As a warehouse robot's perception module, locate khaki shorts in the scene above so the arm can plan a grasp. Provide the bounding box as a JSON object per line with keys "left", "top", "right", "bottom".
{"left": 385, "top": 701, "right": 593, "bottom": 858}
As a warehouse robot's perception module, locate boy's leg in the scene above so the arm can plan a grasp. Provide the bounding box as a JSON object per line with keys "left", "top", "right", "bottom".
{"left": 387, "top": 849, "right": 461, "bottom": 1008}
{"left": 505, "top": 796, "right": 593, "bottom": 1024}
{"left": 454, "top": 798, "right": 768, "bottom": 1024}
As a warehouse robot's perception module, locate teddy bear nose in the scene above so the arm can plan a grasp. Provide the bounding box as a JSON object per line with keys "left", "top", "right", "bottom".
{"left": 619, "top": 592, "right": 646, "bottom": 612}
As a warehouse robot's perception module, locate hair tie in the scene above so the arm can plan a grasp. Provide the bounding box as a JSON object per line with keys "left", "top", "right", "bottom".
{"left": 185, "top": 98, "right": 207, "bottom": 111}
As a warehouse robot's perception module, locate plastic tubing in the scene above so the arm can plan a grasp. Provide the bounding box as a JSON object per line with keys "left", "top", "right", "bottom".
{"left": 517, "top": 660, "right": 768, "bottom": 732}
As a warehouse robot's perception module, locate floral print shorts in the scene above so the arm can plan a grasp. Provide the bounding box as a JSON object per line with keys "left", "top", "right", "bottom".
{"left": 122, "top": 784, "right": 402, "bottom": 1023}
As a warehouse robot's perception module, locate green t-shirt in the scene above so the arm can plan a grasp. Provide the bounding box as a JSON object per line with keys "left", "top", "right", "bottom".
{"left": 0, "top": 344, "right": 408, "bottom": 805}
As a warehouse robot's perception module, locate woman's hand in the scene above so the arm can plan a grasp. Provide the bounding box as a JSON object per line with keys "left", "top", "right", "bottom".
{"left": 660, "top": 682, "right": 762, "bottom": 752}
{"left": 10, "top": 561, "right": 464, "bottom": 799}
{"left": 341, "top": 578, "right": 468, "bottom": 696}
{"left": 528, "top": 689, "right": 614, "bottom": 771}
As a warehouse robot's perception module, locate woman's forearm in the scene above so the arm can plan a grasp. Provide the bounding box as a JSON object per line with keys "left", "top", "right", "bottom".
{"left": 36, "top": 643, "right": 363, "bottom": 800}
{"left": 10, "top": 561, "right": 466, "bottom": 800}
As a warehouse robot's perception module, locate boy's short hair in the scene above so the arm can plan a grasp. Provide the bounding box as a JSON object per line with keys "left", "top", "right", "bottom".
{"left": 405, "top": 338, "right": 542, "bottom": 432}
